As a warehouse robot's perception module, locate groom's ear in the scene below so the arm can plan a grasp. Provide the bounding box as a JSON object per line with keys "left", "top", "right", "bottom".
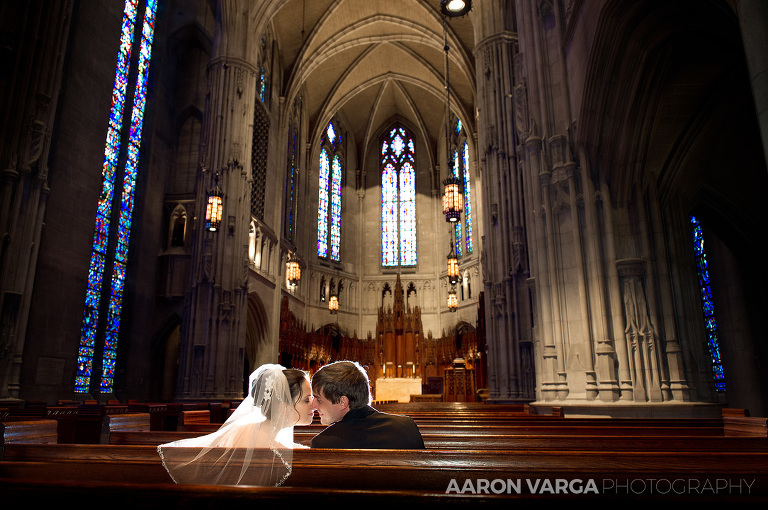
{"left": 338, "top": 395, "right": 349, "bottom": 409}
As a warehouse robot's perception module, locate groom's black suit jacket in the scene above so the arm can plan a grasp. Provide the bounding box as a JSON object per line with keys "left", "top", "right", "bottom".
{"left": 310, "top": 405, "right": 425, "bottom": 449}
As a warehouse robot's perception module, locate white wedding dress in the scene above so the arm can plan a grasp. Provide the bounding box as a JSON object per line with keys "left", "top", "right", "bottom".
{"left": 157, "top": 364, "right": 300, "bottom": 486}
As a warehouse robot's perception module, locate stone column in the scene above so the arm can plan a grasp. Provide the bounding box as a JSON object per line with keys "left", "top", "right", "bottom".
{"left": 0, "top": 1, "right": 72, "bottom": 399}
{"left": 176, "top": 1, "right": 256, "bottom": 399}
{"left": 644, "top": 178, "right": 691, "bottom": 401}
{"left": 578, "top": 147, "right": 620, "bottom": 401}
{"left": 736, "top": 0, "right": 768, "bottom": 170}
{"left": 602, "top": 191, "right": 634, "bottom": 400}
{"left": 565, "top": 162, "right": 598, "bottom": 400}
{"left": 474, "top": 0, "right": 532, "bottom": 403}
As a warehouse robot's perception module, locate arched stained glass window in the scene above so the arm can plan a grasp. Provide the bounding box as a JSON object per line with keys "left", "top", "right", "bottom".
{"left": 381, "top": 126, "right": 416, "bottom": 266}
{"left": 317, "top": 121, "right": 342, "bottom": 261}
{"left": 75, "top": 0, "right": 157, "bottom": 394}
{"left": 691, "top": 215, "right": 725, "bottom": 391}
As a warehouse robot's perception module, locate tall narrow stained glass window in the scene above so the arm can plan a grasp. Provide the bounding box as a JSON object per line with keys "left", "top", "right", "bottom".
{"left": 462, "top": 140, "right": 473, "bottom": 254}
{"left": 284, "top": 120, "right": 298, "bottom": 243}
{"left": 450, "top": 119, "right": 473, "bottom": 257}
{"left": 317, "top": 121, "right": 342, "bottom": 261}
{"left": 75, "top": 0, "right": 157, "bottom": 394}
{"left": 381, "top": 126, "right": 416, "bottom": 266}
{"left": 690, "top": 215, "right": 725, "bottom": 391}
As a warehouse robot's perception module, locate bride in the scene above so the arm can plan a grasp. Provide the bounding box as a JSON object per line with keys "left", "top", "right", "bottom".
{"left": 157, "top": 364, "right": 314, "bottom": 486}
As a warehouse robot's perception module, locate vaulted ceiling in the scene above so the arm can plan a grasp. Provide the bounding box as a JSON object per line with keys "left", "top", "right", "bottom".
{"left": 266, "top": 0, "right": 475, "bottom": 168}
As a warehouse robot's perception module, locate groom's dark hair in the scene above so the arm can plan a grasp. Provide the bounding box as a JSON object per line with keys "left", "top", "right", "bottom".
{"left": 311, "top": 361, "right": 371, "bottom": 410}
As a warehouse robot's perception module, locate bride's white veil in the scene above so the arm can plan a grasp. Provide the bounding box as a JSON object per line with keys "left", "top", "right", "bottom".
{"left": 157, "top": 364, "right": 296, "bottom": 486}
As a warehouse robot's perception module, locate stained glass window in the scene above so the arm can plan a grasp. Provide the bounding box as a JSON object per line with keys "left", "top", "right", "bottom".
{"left": 381, "top": 126, "right": 416, "bottom": 266}
{"left": 452, "top": 147, "right": 462, "bottom": 258}
{"left": 691, "top": 215, "right": 725, "bottom": 391}
{"left": 330, "top": 154, "right": 342, "bottom": 261}
{"left": 75, "top": 0, "right": 157, "bottom": 394}
{"left": 462, "top": 141, "right": 473, "bottom": 254}
{"left": 317, "top": 122, "right": 342, "bottom": 261}
{"left": 317, "top": 148, "right": 329, "bottom": 258}
{"left": 284, "top": 120, "right": 298, "bottom": 243}
{"left": 450, "top": 120, "right": 473, "bottom": 258}
{"left": 251, "top": 102, "right": 269, "bottom": 221}
{"left": 259, "top": 66, "right": 267, "bottom": 103}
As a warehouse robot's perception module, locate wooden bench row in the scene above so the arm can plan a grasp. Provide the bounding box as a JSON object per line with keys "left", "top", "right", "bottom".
{"left": 1, "top": 401, "right": 235, "bottom": 439}
{"left": 2, "top": 443, "right": 767, "bottom": 496}
{"left": 4, "top": 407, "right": 767, "bottom": 504}
{"left": 182, "top": 421, "right": 736, "bottom": 437}
{"left": 5, "top": 411, "right": 765, "bottom": 447}
{"left": 105, "top": 428, "right": 768, "bottom": 452}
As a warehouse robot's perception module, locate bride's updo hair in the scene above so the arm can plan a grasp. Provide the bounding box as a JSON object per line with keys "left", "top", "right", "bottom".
{"left": 283, "top": 368, "right": 309, "bottom": 406}
{"left": 250, "top": 367, "right": 308, "bottom": 421}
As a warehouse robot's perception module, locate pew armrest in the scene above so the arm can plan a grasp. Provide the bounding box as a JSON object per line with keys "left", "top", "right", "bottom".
{"left": 1, "top": 419, "right": 59, "bottom": 446}
{"left": 724, "top": 416, "right": 768, "bottom": 436}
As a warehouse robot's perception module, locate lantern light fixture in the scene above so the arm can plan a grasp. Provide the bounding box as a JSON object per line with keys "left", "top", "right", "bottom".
{"left": 442, "top": 176, "right": 463, "bottom": 222}
{"left": 205, "top": 172, "right": 223, "bottom": 232}
{"left": 447, "top": 287, "right": 458, "bottom": 312}
{"left": 440, "top": 3, "right": 463, "bottom": 223}
{"left": 286, "top": 253, "right": 301, "bottom": 287}
{"left": 447, "top": 242, "right": 459, "bottom": 285}
{"left": 329, "top": 293, "right": 339, "bottom": 314}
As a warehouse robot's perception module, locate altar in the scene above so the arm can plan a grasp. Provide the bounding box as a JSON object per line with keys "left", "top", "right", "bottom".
{"left": 374, "top": 377, "right": 422, "bottom": 403}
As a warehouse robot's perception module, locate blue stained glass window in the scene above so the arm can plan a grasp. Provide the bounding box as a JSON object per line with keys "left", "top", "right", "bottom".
{"left": 449, "top": 121, "right": 473, "bottom": 258}
{"left": 284, "top": 124, "right": 298, "bottom": 242}
{"left": 76, "top": 0, "right": 157, "bottom": 394}
{"left": 452, "top": 147, "right": 462, "bottom": 257}
{"left": 462, "top": 141, "right": 473, "bottom": 254}
{"left": 317, "top": 148, "right": 329, "bottom": 258}
{"left": 381, "top": 126, "right": 416, "bottom": 266}
{"left": 330, "top": 154, "right": 342, "bottom": 261}
{"left": 690, "top": 215, "right": 725, "bottom": 392}
{"left": 317, "top": 121, "right": 342, "bottom": 261}
{"left": 259, "top": 66, "right": 267, "bottom": 103}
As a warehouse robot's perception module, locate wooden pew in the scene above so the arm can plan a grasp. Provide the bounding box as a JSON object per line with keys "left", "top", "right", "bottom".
{"left": 9, "top": 477, "right": 762, "bottom": 509}
{"left": 164, "top": 403, "right": 198, "bottom": 431}
{"left": 75, "top": 403, "right": 130, "bottom": 444}
{"left": 100, "top": 413, "right": 150, "bottom": 444}
{"left": 107, "top": 428, "right": 768, "bottom": 453}
{"left": 0, "top": 420, "right": 58, "bottom": 445}
{"left": 2, "top": 443, "right": 768, "bottom": 497}
{"left": 178, "top": 415, "right": 728, "bottom": 435}
{"left": 724, "top": 416, "right": 768, "bottom": 436}
{"left": 45, "top": 405, "right": 79, "bottom": 443}
{"left": 127, "top": 403, "right": 169, "bottom": 431}
{"left": 177, "top": 410, "right": 212, "bottom": 431}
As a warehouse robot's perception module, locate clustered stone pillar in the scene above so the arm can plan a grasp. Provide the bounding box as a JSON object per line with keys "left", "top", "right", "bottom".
{"left": 175, "top": 2, "right": 256, "bottom": 400}
{"left": 475, "top": 0, "right": 534, "bottom": 403}
{"left": 0, "top": 2, "right": 72, "bottom": 399}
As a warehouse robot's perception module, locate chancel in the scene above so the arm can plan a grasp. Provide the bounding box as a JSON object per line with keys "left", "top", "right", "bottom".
{"left": 2, "top": 0, "right": 768, "bottom": 505}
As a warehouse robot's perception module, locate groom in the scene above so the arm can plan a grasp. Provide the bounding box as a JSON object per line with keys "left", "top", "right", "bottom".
{"left": 310, "top": 360, "right": 425, "bottom": 449}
